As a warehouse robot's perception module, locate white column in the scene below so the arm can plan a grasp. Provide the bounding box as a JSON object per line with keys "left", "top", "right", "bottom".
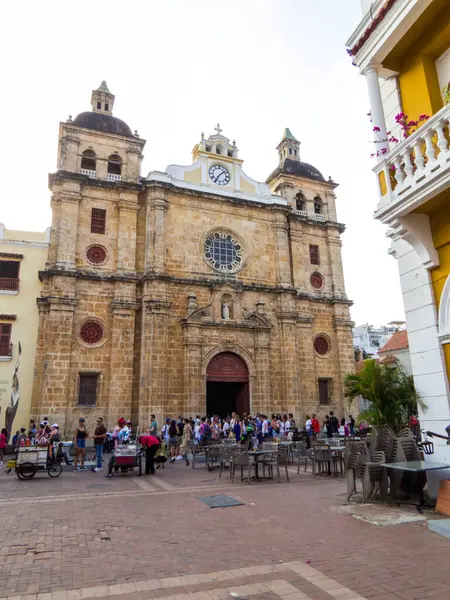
{"left": 364, "top": 66, "right": 388, "bottom": 160}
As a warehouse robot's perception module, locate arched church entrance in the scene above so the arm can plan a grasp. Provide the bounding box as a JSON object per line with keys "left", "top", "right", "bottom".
{"left": 206, "top": 352, "right": 250, "bottom": 417}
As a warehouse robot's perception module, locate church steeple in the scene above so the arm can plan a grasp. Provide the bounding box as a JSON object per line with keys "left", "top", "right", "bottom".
{"left": 276, "top": 128, "right": 301, "bottom": 164}
{"left": 91, "top": 81, "right": 115, "bottom": 115}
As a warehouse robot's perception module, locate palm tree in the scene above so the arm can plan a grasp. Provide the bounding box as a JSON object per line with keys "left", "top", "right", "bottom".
{"left": 344, "top": 359, "right": 426, "bottom": 432}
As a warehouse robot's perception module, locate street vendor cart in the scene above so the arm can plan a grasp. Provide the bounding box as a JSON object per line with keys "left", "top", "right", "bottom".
{"left": 15, "top": 446, "right": 63, "bottom": 480}
{"left": 106, "top": 444, "right": 143, "bottom": 477}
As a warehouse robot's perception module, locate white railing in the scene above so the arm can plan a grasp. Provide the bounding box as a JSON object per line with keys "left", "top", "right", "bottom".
{"left": 292, "top": 209, "right": 326, "bottom": 221}
{"left": 374, "top": 103, "right": 450, "bottom": 212}
{"left": 81, "top": 169, "right": 96, "bottom": 179}
{"left": 107, "top": 173, "right": 121, "bottom": 182}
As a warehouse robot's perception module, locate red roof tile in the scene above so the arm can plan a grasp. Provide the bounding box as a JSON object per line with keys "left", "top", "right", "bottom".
{"left": 378, "top": 330, "right": 408, "bottom": 354}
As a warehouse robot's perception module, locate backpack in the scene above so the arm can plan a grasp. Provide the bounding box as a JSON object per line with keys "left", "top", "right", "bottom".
{"left": 203, "top": 423, "right": 211, "bottom": 437}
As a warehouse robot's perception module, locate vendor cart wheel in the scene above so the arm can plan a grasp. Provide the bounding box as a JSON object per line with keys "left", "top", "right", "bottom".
{"left": 47, "top": 463, "right": 62, "bottom": 478}
{"left": 16, "top": 462, "right": 37, "bottom": 480}
{"left": 138, "top": 454, "right": 142, "bottom": 476}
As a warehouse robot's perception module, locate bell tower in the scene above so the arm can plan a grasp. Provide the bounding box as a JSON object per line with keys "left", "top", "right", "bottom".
{"left": 277, "top": 128, "right": 301, "bottom": 164}
{"left": 91, "top": 81, "right": 115, "bottom": 115}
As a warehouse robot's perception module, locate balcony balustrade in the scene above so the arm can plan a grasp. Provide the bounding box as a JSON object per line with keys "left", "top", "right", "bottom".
{"left": 0, "top": 278, "right": 19, "bottom": 291}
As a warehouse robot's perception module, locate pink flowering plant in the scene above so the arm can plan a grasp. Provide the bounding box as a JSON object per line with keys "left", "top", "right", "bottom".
{"left": 370, "top": 112, "right": 430, "bottom": 158}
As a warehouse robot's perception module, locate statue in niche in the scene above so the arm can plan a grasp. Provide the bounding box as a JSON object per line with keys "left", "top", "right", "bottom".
{"left": 222, "top": 301, "right": 230, "bottom": 320}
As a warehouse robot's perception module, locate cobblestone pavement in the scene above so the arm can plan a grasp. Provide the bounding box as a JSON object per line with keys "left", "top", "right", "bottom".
{"left": 0, "top": 460, "right": 449, "bottom": 600}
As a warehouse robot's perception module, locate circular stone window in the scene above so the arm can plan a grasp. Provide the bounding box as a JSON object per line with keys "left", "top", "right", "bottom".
{"left": 86, "top": 245, "right": 107, "bottom": 265}
{"left": 204, "top": 231, "right": 243, "bottom": 273}
{"left": 80, "top": 321, "right": 104, "bottom": 345}
{"left": 314, "top": 336, "right": 330, "bottom": 356}
{"left": 310, "top": 272, "right": 324, "bottom": 290}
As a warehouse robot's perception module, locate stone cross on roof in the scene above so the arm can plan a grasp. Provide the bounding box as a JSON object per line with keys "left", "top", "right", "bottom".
{"left": 215, "top": 123, "right": 223, "bottom": 135}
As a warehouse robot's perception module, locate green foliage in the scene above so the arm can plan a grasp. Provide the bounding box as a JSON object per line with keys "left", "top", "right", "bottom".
{"left": 344, "top": 360, "right": 426, "bottom": 432}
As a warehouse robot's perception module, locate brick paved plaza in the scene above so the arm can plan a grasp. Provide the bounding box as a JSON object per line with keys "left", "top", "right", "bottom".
{"left": 0, "top": 462, "right": 449, "bottom": 600}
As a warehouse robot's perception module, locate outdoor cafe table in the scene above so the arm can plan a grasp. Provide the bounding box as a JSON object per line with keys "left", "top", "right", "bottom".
{"left": 248, "top": 450, "right": 275, "bottom": 480}
{"left": 381, "top": 460, "right": 450, "bottom": 509}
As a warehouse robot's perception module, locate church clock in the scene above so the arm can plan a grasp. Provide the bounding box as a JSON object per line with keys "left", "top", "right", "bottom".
{"left": 208, "top": 164, "right": 230, "bottom": 186}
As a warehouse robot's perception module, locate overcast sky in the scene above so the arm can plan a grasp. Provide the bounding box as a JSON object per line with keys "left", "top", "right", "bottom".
{"left": 0, "top": 0, "right": 404, "bottom": 326}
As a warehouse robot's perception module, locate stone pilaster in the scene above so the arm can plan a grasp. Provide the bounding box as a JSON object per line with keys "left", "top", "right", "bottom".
{"left": 138, "top": 299, "right": 171, "bottom": 429}
{"left": 54, "top": 181, "right": 81, "bottom": 271}
{"left": 183, "top": 324, "right": 203, "bottom": 418}
{"left": 278, "top": 310, "right": 301, "bottom": 413}
{"left": 333, "top": 314, "right": 355, "bottom": 415}
{"left": 107, "top": 300, "right": 138, "bottom": 429}
{"left": 296, "top": 317, "right": 315, "bottom": 420}
{"left": 254, "top": 329, "right": 271, "bottom": 415}
{"left": 31, "top": 296, "right": 77, "bottom": 433}
{"left": 326, "top": 232, "right": 346, "bottom": 298}
{"left": 273, "top": 216, "right": 292, "bottom": 288}
{"left": 117, "top": 192, "right": 138, "bottom": 275}
{"left": 145, "top": 188, "right": 168, "bottom": 273}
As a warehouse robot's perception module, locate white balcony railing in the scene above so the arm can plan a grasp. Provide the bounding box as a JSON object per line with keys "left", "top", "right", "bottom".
{"left": 107, "top": 173, "right": 121, "bottom": 182}
{"left": 81, "top": 169, "right": 96, "bottom": 179}
{"left": 292, "top": 209, "right": 326, "bottom": 221}
{"left": 293, "top": 209, "right": 308, "bottom": 218}
{"left": 374, "top": 104, "right": 450, "bottom": 216}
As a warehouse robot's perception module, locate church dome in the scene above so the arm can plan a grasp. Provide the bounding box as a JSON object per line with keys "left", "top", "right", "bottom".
{"left": 266, "top": 158, "right": 325, "bottom": 184}
{"left": 73, "top": 111, "right": 133, "bottom": 138}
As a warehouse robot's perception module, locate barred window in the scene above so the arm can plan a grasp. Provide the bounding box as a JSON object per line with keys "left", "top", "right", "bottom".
{"left": 78, "top": 374, "right": 99, "bottom": 406}
{"left": 91, "top": 208, "right": 106, "bottom": 234}
{"left": 309, "top": 244, "right": 320, "bottom": 265}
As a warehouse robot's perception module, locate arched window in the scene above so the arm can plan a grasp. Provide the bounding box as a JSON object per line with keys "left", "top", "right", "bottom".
{"left": 107, "top": 154, "right": 122, "bottom": 181}
{"left": 295, "top": 192, "right": 306, "bottom": 211}
{"left": 314, "top": 196, "right": 322, "bottom": 214}
{"left": 81, "top": 150, "right": 96, "bottom": 177}
{"left": 105, "top": 102, "right": 109, "bottom": 111}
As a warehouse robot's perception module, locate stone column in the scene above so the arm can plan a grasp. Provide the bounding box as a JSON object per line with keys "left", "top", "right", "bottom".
{"left": 117, "top": 192, "right": 138, "bottom": 275}
{"left": 273, "top": 216, "right": 292, "bottom": 288}
{"left": 54, "top": 182, "right": 81, "bottom": 271}
{"left": 364, "top": 65, "right": 388, "bottom": 159}
{"left": 145, "top": 188, "right": 168, "bottom": 273}
{"left": 107, "top": 300, "right": 138, "bottom": 429}
{"left": 138, "top": 299, "right": 170, "bottom": 430}
{"left": 59, "top": 134, "right": 79, "bottom": 171}
{"left": 326, "top": 232, "right": 347, "bottom": 298}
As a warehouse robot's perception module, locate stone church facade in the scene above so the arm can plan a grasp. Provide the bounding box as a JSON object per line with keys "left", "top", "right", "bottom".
{"left": 31, "top": 83, "right": 354, "bottom": 433}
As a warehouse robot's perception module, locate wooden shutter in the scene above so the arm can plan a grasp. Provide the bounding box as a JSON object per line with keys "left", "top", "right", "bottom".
{"left": 309, "top": 245, "right": 320, "bottom": 265}
{"left": 78, "top": 374, "right": 98, "bottom": 406}
{"left": 318, "top": 379, "right": 329, "bottom": 405}
{"left": 0, "top": 324, "right": 11, "bottom": 356}
{"left": 91, "top": 208, "right": 106, "bottom": 234}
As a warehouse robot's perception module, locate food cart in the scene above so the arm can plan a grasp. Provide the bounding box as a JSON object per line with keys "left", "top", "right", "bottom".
{"left": 15, "top": 446, "right": 63, "bottom": 480}
{"left": 108, "top": 444, "right": 142, "bottom": 476}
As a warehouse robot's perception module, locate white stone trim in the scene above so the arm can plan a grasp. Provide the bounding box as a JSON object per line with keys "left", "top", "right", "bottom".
{"left": 389, "top": 214, "right": 439, "bottom": 270}
{"left": 438, "top": 274, "right": 450, "bottom": 344}
{"left": 0, "top": 238, "right": 49, "bottom": 249}
{"left": 347, "top": 0, "right": 433, "bottom": 72}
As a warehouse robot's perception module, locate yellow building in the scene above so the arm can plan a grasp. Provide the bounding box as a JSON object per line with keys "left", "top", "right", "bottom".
{"left": 0, "top": 224, "right": 49, "bottom": 439}
{"left": 347, "top": 0, "right": 450, "bottom": 460}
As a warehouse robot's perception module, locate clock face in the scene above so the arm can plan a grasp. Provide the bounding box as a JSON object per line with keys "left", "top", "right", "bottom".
{"left": 209, "top": 164, "right": 230, "bottom": 186}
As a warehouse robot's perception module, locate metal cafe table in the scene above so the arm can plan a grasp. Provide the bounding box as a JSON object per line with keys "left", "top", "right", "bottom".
{"left": 381, "top": 460, "right": 450, "bottom": 510}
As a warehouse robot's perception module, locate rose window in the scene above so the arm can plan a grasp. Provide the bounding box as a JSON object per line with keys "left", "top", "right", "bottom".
{"left": 204, "top": 231, "right": 243, "bottom": 273}
{"left": 80, "top": 322, "right": 104, "bottom": 345}
{"left": 314, "top": 336, "right": 330, "bottom": 355}
{"left": 86, "top": 245, "right": 107, "bottom": 264}
{"left": 310, "top": 272, "right": 323, "bottom": 289}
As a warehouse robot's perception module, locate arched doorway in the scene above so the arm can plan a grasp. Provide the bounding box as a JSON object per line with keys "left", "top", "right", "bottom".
{"left": 206, "top": 352, "right": 249, "bottom": 417}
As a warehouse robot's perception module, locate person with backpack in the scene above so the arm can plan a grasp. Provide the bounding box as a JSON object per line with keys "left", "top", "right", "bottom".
{"left": 329, "top": 411, "right": 340, "bottom": 437}
{"left": 168, "top": 420, "right": 179, "bottom": 463}
{"left": 199, "top": 417, "right": 211, "bottom": 446}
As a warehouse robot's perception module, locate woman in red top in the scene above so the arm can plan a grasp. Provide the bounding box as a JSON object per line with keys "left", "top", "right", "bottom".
{"left": 0, "top": 428, "right": 8, "bottom": 468}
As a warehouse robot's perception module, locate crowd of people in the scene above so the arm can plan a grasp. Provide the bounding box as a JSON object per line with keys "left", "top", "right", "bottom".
{"left": 0, "top": 410, "right": 359, "bottom": 473}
